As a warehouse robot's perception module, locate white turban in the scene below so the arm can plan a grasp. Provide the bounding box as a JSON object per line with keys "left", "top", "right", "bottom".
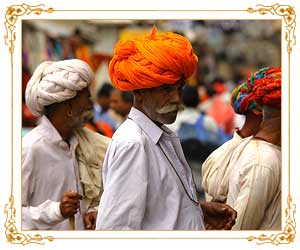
{"left": 25, "top": 59, "right": 94, "bottom": 116}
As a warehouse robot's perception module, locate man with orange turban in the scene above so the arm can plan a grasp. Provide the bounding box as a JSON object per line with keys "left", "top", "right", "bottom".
{"left": 226, "top": 67, "right": 281, "bottom": 230}
{"left": 96, "top": 27, "right": 236, "bottom": 230}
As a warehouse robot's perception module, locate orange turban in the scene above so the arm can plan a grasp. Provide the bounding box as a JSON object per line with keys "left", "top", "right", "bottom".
{"left": 249, "top": 67, "right": 281, "bottom": 108}
{"left": 109, "top": 26, "right": 198, "bottom": 91}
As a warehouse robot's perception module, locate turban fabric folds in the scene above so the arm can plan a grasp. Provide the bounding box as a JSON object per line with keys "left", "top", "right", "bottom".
{"left": 25, "top": 59, "right": 94, "bottom": 116}
{"left": 231, "top": 67, "right": 281, "bottom": 115}
{"left": 109, "top": 26, "right": 198, "bottom": 91}
{"left": 250, "top": 67, "right": 281, "bottom": 108}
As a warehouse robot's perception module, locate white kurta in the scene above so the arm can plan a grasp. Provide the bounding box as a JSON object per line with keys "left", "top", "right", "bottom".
{"left": 201, "top": 132, "right": 252, "bottom": 202}
{"left": 96, "top": 107, "right": 205, "bottom": 230}
{"left": 226, "top": 139, "right": 281, "bottom": 230}
{"left": 22, "top": 116, "right": 84, "bottom": 230}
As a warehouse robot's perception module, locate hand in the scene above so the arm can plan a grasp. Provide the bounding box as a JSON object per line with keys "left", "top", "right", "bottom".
{"left": 200, "top": 202, "right": 237, "bottom": 230}
{"left": 83, "top": 211, "right": 97, "bottom": 230}
{"left": 59, "top": 191, "right": 82, "bottom": 219}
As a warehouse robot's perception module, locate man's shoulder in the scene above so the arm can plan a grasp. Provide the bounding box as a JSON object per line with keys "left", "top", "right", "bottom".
{"left": 22, "top": 125, "right": 44, "bottom": 149}
{"left": 206, "top": 136, "right": 240, "bottom": 158}
{"left": 233, "top": 139, "right": 280, "bottom": 170}
{"left": 112, "top": 119, "right": 145, "bottom": 144}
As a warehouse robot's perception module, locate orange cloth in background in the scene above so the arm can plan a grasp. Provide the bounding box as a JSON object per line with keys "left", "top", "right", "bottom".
{"left": 85, "top": 121, "right": 114, "bottom": 138}
{"left": 75, "top": 45, "right": 95, "bottom": 71}
{"left": 109, "top": 26, "right": 198, "bottom": 91}
{"left": 207, "top": 96, "right": 234, "bottom": 134}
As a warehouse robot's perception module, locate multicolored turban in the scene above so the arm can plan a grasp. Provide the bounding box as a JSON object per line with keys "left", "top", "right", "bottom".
{"left": 25, "top": 59, "right": 94, "bottom": 116}
{"left": 109, "top": 26, "right": 198, "bottom": 91}
{"left": 231, "top": 67, "right": 281, "bottom": 115}
{"left": 250, "top": 67, "right": 281, "bottom": 108}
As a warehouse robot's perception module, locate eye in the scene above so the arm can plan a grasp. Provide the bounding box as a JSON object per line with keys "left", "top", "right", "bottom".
{"left": 179, "top": 84, "right": 185, "bottom": 92}
{"left": 161, "top": 85, "right": 173, "bottom": 92}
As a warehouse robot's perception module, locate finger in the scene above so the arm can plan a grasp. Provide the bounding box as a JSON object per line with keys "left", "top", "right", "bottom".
{"left": 224, "top": 210, "right": 237, "bottom": 222}
{"left": 205, "top": 223, "right": 215, "bottom": 230}
{"left": 231, "top": 210, "right": 238, "bottom": 220}
{"left": 64, "top": 208, "right": 78, "bottom": 217}
{"left": 223, "top": 224, "right": 233, "bottom": 230}
{"left": 86, "top": 213, "right": 96, "bottom": 229}
{"left": 61, "top": 207, "right": 77, "bottom": 217}
{"left": 224, "top": 219, "right": 236, "bottom": 230}
{"left": 223, "top": 223, "right": 231, "bottom": 230}
{"left": 84, "top": 217, "right": 93, "bottom": 230}
{"left": 64, "top": 203, "right": 78, "bottom": 210}
{"left": 62, "top": 202, "right": 80, "bottom": 209}
{"left": 90, "top": 212, "right": 97, "bottom": 221}
{"left": 223, "top": 206, "right": 237, "bottom": 220}
{"left": 83, "top": 215, "right": 90, "bottom": 226}
{"left": 64, "top": 191, "right": 83, "bottom": 200}
{"left": 61, "top": 199, "right": 80, "bottom": 207}
{"left": 70, "top": 207, "right": 78, "bottom": 214}
{"left": 85, "top": 221, "right": 92, "bottom": 229}
{"left": 62, "top": 199, "right": 81, "bottom": 205}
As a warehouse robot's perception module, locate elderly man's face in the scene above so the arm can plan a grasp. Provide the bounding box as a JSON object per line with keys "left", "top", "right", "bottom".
{"left": 68, "top": 87, "right": 94, "bottom": 128}
{"left": 138, "top": 80, "right": 185, "bottom": 125}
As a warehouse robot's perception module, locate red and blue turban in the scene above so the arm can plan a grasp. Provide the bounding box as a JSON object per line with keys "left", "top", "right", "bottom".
{"left": 231, "top": 67, "right": 281, "bottom": 115}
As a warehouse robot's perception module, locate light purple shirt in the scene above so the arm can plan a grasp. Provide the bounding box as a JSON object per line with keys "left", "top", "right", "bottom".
{"left": 96, "top": 107, "right": 205, "bottom": 230}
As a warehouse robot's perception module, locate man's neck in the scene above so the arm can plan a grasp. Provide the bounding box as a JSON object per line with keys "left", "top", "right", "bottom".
{"left": 254, "top": 117, "right": 281, "bottom": 146}
{"left": 47, "top": 115, "right": 73, "bottom": 142}
{"left": 239, "top": 118, "right": 261, "bottom": 138}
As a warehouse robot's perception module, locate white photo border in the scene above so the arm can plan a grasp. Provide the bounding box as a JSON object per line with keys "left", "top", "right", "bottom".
{"left": 2, "top": 1, "right": 296, "bottom": 247}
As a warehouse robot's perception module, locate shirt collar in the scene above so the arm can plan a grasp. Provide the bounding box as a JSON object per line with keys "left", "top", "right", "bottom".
{"left": 39, "top": 116, "right": 79, "bottom": 149}
{"left": 128, "top": 107, "right": 164, "bottom": 144}
{"left": 233, "top": 131, "right": 243, "bottom": 140}
{"left": 39, "top": 116, "right": 63, "bottom": 142}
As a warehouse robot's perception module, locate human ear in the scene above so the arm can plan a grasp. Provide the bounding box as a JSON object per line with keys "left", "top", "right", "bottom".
{"left": 133, "top": 90, "right": 143, "bottom": 103}
{"left": 66, "top": 102, "right": 73, "bottom": 117}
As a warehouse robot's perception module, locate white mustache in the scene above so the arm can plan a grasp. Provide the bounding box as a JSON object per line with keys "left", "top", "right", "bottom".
{"left": 81, "top": 109, "right": 94, "bottom": 120}
{"left": 156, "top": 104, "right": 184, "bottom": 114}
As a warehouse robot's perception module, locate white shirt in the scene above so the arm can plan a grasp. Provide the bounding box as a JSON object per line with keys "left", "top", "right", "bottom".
{"left": 227, "top": 139, "right": 281, "bottom": 230}
{"left": 96, "top": 107, "right": 205, "bottom": 230}
{"left": 22, "top": 116, "right": 84, "bottom": 230}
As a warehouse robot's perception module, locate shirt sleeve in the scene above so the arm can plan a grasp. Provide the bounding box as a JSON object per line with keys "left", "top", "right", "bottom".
{"left": 22, "top": 146, "right": 64, "bottom": 230}
{"left": 96, "top": 140, "right": 148, "bottom": 230}
{"left": 22, "top": 200, "right": 64, "bottom": 230}
{"left": 201, "top": 154, "right": 217, "bottom": 197}
{"left": 230, "top": 164, "right": 277, "bottom": 230}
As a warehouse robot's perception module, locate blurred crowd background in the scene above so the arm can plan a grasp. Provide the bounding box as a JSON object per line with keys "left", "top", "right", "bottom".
{"left": 22, "top": 19, "right": 281, "bottom": 199}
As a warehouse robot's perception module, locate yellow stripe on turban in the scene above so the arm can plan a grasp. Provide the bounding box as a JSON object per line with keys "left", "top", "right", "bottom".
{"left": 109, "top": 26, "right": 198, "bottom": 91}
